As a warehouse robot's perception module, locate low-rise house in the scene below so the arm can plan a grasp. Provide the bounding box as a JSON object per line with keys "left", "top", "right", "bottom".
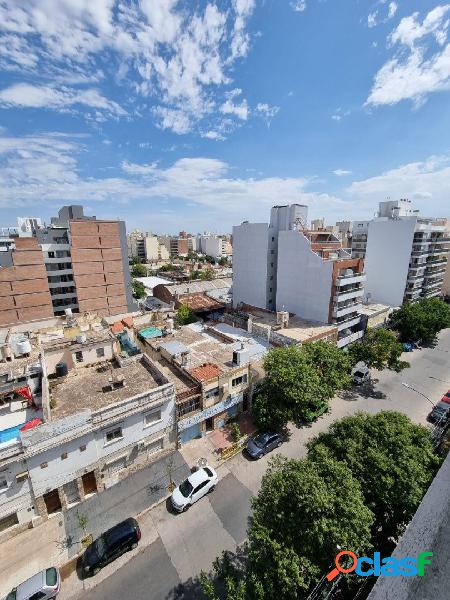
{"left": 0, "top": 316, "right": 176, "bottom": 539}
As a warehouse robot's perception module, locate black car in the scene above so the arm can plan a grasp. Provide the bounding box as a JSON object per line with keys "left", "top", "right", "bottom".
{"left": 427, "top": 401, "right": 450, "bottom": 424}
{"left": 246, "top": 432, "right": 283, "bottom": 459}
{"left": 82, "top": 518, "right": 141, "bottom": 576}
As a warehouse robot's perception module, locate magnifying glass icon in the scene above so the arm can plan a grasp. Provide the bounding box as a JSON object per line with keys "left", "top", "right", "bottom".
{"left": 326, "top": 550, "right": 358, "bottom": 581}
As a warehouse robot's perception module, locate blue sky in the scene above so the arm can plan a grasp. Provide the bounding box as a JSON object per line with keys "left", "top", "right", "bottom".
{"left": 0, "top": 0, "right": 449, "bottom": 233}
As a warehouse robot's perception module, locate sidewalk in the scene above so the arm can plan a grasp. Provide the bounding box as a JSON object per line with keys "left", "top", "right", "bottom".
{"left": 0, "top": 451, "right": 190, "bottom": 598}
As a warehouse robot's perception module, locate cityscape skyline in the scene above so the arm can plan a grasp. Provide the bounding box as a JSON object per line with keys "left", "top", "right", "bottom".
{"left": 0, "top": 1, "right": 449, "bottom": 232}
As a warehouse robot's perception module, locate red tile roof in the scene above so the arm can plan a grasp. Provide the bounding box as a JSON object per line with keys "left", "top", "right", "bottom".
{"left": 111, "top": 321, "right": 124, "bottom": 333}
{"left": 122, "top": 317, "right": 133, "bottom": 328}
{"left": 189, "top": 362, "right": 222, "bottom": 382}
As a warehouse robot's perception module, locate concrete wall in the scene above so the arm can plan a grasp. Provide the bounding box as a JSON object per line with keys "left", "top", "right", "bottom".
{"left": 276, "top": 230, "right": 333, "bottom": 322}
{"left": 0, "top": 450, "right": 37, "bottom": 528}
{"left": 364, "top": 217, "right": 416, "bottom": 306}
{"left": 44, "top": 341, "right": 115, "bottom": 375}
{"left": 232, "top": 223, "right": 269, "bottom": 310}
{"left": 203, "top": 237, "right": 223, "bottom": 259}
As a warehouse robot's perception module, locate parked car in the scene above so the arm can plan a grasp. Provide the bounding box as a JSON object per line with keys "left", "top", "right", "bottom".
{"left": 427, "top": 401, "right": 450, "bottom": 424}
{"left": 5, "top": 567, "right": 60, "bottom": 600}
{"left": 81, "top": 518, "right": 141, "bottom": 576}
{"left": 352, "top": 362, "right": 370, "bottom": 385}
{"left": 171, "top": 466, "right": 218, "bottom": 513}
{"left": 246, "top": 432, "right": 283, "bottom": 459}
{"left": 440, "top": 390, "right": 450, "bottom": 405}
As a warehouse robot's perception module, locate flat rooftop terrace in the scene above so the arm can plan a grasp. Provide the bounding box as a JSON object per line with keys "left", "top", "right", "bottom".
{"left": 150, "top": 324, "right": 239, "bottom": 371}
{"left": 49, "top": 357, "right": 160, "bottom": 419}
{"left": 244, "top": 307, "right": 337, "bottom": 343}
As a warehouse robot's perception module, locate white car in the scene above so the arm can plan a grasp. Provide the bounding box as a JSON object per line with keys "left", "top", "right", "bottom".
{"left": 5, "top": 567, "right": 61, "bottom": 600}
{"left": 171, "top": 466, "right": 218, "bottom": 512}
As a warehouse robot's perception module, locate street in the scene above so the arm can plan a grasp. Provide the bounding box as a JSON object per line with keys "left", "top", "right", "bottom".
{"left": 72, "top": 329, "right": 450, "bottom": 600}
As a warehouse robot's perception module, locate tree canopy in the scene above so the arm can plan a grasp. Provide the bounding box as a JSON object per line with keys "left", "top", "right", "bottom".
{"left": 247, "top": 455, "right": 374, "bottom": 599}
{"left": 131, "top": 262, "right": 147, "bottom": 277}
{"left": 307, "top": 411, "right": 440, "bottom": 547}
{"left": 176, "top": 303, "right": 195, "bottom": 326}
{"left": 201, "top": 267, "right": 215, "bottom": 280}
{"left": 131, "top": 279, "right": 146, "bottom": 299}
{"left": 389, "top": 297, "right": 450, "bottom": 343}
{"left": 348, "top": 328, "right": 409, "bottom": 372}
{"left": 253, "top": 343, "right": 351, "bottom": 430}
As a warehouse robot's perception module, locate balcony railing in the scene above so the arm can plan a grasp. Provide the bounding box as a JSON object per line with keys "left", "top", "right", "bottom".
{"left": 335, "top": 273, "right": 366, "bottom": 287}
{"left": 334, "top": 289, "right": 364, "bottom": 303}
{"left": 335, "top": 315, "right": 361, "bottom": 331}
{"left": 333, "top": 302, "right": 363, "bottom": 318}
{"left": 337, "top": 330, "right": 364, "bottom": 348}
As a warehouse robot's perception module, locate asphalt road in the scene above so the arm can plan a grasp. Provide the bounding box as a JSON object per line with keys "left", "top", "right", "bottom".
{"left": 78, "top": 329, "right": 450, "bottom": 600}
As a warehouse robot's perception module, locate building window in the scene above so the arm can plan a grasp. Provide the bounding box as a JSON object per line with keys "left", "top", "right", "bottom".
{"left": 48, "top": 251, "right": 55, "bottom": 258}
{"left": 177, "top": 396, "right": 201, "bottom": 418}
{"left": 0, "top": 476, "right": 8, "bottom": 490}
{"left": 79, "top": 445, "right": 86, "bottom": 452}
{"left": 144, "top": 409, "right": 162, "bottom": 427}
{"left": 269, "top": 287, "right": 272, "bottom": 292}
{"left": 205, "top": 387, "right": 219, "bottom": 399}
{"left": 15, "top": 471, "right": 28, "bottom": 483}
{"left": 61, "top": 452, "right": 68, "bottom": 460}
{"left": 75, "top": 351, "right": 84, "bottom": 363}
{"left": 96, "top": 347, "right": 105, "bottom": 358}
{"left": 40, "top": 462, "right": 48, "bottom": 469}
{"left": 232, "top": 374, "right": 248, "bottom": 387}
{"left": 0, "top": 512, "right": 19, "bottom": 532}
{"left": 271, "top": 237, "right": 275, "bottom": 242}
{"left": 146, "top": 438, "right": 163, "bottom": 455}
{"left": 105, "top": 427, "right": 123, "bottom": 444}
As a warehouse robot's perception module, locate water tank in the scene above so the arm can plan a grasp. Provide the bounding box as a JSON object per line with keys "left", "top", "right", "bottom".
{"left": 65, "top": 308, "right": 73, "bottom": 318}
{"left": 15, "top": 339, "right": 32, "bottom": 355}
{"left": 55, "top": 362, "right": 68, "bottom": 378}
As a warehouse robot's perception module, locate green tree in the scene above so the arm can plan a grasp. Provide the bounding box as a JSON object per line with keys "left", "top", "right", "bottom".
{"left": 349, "top": 328, "right": 409, "bottom": 372}
{"left": 247, "top": 455, "right": 374, "bottom": 600}
{"left": 302, "top": 341, "right": 353, "bottom": 398}
{"left": 132, "top": 280, "right": 146, "bottom": 299}
{"left": 130, "top": 256, "right": 142, "bottom": 265}
{"left": 389, "top": 297, "right": 450, "bottom": 343}
{"left": 201, "top": 552, "right": 246, "bottom": 600}
{"left": 131, "top": 263, "right": 147, "bottom": 277}
{"left": 307, "top": 411, "right": 440, "bottom": 547}
{"left": 218, "top": 256, "right": 228, "bottom": 266}
{"left": 190, "top": 270, "right": 202, "bottom": 280}
{"left": 201, "top": 267, "right": 215, "bottom": 281}
{"left": 205, "top": 255, "right": 216, "bottom": 264}
{"left": 176, "top": 303, "right": 195, "bottom": 325}
{"left": 253, "top": 347, "right": 323, "bottom": 429}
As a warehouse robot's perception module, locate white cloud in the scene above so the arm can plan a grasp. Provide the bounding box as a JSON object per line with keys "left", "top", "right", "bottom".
{"left": 291, "top": 1, "right": 307, "bottom": 12}
{"left": 367, "top": 5, "right": 450, "bottom": 106}
{"left": 255, "top": 103, "right": 280, "bottom": 123}
{"left": 388, "top": 2, "right": 398, "bottom": 20}
{"left": 347, "top": 155, "right": 450, "bottom": 216}
{"left": 331, "top": 107, "right": 350, "bottom": 121}
{"left": 220, "top": 98, "right": 249, "bottom": 120}
{"left": 0, "top": 0, "right": 257, "bottom": 134}
{"left": 368, "top": 12, "right": 378, "bottom": 28}
{"left": 0, "top": 83, "right": 125, "bottom": 117}
{"left": 333, "top": 169, "right": 352, "bottom": 176}
{"left": 0, "top": 132, "right": 348, "bottom": 224}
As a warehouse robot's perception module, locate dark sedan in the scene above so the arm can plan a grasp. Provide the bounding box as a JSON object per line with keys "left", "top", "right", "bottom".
{"left": 246, "top": 432, "right": 283, "bottom": 459}
{"left": 82, "top": 518, "right": 141, "bottom": 576}
{"left": 427, "top": 401, "right": 450, "bottom": 424}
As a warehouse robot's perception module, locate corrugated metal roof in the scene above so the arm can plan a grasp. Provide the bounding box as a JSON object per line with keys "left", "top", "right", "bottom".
{"left": 160, "top": 340, "right": 190, "bottom": 356}
{"left": 165, "top": 277, "right": 232, "bottom": 295}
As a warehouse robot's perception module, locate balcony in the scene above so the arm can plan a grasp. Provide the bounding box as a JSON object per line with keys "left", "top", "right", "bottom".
{"left": 337, "top": 330, "right": 364, "bottom": 348}
{"left": 333, "top": 302, "right": 363, "bottom": 318}
{"left": 422, "top": 279, "right": 442, "bottom": 290}
{"left": 421, "top": 289, "right": 442, "bottom": 298}
{"left": 424, "top": 269, "right": 445, "bottom": 279}
{"left": 336, "top": 315, "right": 361, "bottom": 331}
{"left": 334, "top": 288, "right": 364, "bottom": 303}
{"left": 335, "top": 273, "right": 366, "bottom": 287}
{"left": 426, "top": 258, "right": 447, "bottom": 267}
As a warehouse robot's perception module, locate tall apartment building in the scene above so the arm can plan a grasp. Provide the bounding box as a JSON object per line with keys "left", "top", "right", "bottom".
{"left": 352, "top": 200, "right": 449, "bottom": 306}
{"left": 128, "top": 231, "right": 170, "bottom": 262}
{"left": 233, "top": 205, "right": 366, "bottom": 347}
{"left": 0, "top": 206, "right": 134, "bottom": 326}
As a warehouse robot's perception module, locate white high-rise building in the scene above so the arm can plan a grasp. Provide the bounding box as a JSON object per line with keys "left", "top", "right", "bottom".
{"left": 351, "top": 200, "right": 449, "bottom": 307}
{"left": 233, "top": 205, "right": 366, "bottom": 347}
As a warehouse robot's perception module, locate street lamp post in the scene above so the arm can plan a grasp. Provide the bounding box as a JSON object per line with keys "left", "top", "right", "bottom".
{"left": 401, "top": 382, "right": 436, "bottom": 408}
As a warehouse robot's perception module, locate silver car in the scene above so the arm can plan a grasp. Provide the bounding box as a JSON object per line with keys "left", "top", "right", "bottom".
{"left": 5, "top": 567, "right": 61, "bottom": 600}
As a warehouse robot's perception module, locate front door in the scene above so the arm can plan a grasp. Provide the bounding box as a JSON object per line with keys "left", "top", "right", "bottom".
{"left": 205, "top": 418, "right": 214, "bottom": 431}
{"left": 64, "top": 480, "right": 80, "bottom": 505}
{"left": 43, "top": 489, "right": 62, "bottom": 515}
{"left": 82, "top": 471, "right": 97, "bottom": 495}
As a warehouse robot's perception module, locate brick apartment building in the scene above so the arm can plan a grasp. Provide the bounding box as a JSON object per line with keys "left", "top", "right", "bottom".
{"left": 0, "top": 206, "right": 134, "bottom": 327}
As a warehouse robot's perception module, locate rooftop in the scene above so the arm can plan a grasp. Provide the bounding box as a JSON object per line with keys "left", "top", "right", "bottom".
{"left": 189, "top": 363, "right": 222, "bottom": 381}
{"left": 42, "top": 328, "right": 115, "bottom": 354}
{"left": 359, "top": 303, "right": 393, "bottom": 317}
{"left": 149, "top": 323, "right": 252, "bottom": 372}
{"left": 178, "top": 292, "right": 224, "bottom": 312}
{"left": 49, "top": 356, "right": 161, "bottom": 419}
{"left": 243, "top": 306, "right": 338, "bottom": 343}
{"left": 158, "top": 277, "right": 232, "bottom": 296}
